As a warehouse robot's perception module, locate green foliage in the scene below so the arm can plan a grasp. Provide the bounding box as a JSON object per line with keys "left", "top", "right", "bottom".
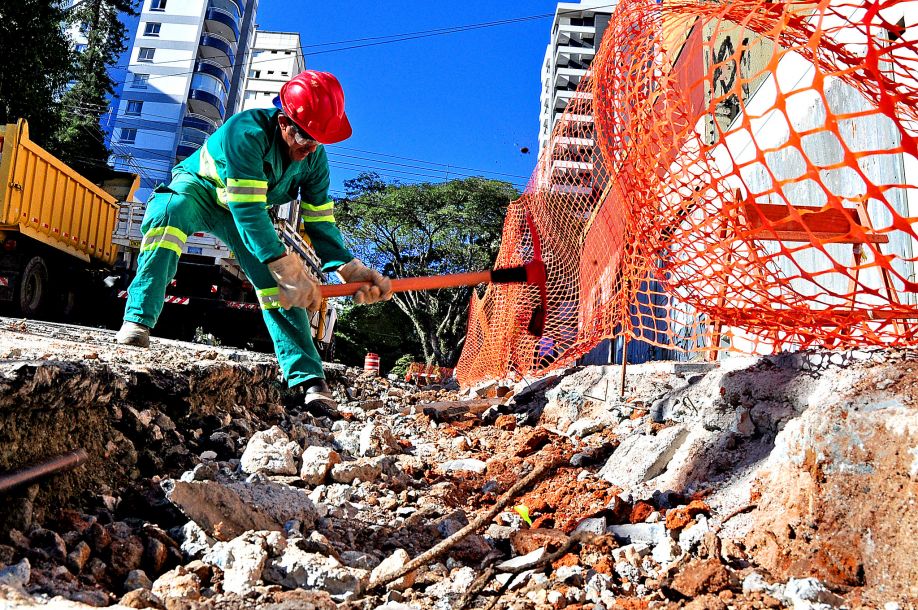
{"left": 0, "top": 0, "right": 74, "bottom": 145}
{"left": 54, "top": 0, "right": 139, "bottom": 174}
{"left": 333, "top": 300, "right": 423, "bottom": 373}
{"left": 389, "top": 353, "right": 416, "bottom": 378}
{"left": 336, "top": 172, "right": 518, "bottom": 366}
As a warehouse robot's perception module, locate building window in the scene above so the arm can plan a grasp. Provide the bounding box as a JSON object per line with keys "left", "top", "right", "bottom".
{"left": 120, "top": 128, "right": 137, "bottom": 144}
{"left": 267, "top": 70, "right": 274, "bottom": 75}
{"left": 150, "top": 0, "right": 167, "bottom": 10}
{"left": 138, "top": 47, "right": 155, "bottom": 62}
{"left": 144, "top": 22, "right": 161, "bottom": 37}
{"left": 131, "top": 73, "right": 150, "bottom": 89}
{"left": 281, "top": 71, "right": 288, "bottom": 76}
{"left": 126, "top": 100, "right": 144, "bottom": 115}
{"left": 250, "top": 69, "right": 261, "bottom": 78}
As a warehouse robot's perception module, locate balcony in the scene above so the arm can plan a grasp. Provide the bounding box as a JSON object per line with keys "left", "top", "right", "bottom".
{"left": 204, "top": 7, "right": 239, "bottom": 43}
{"left": 194, "top": 60, "right": 231, "bottom": 91}
{"left": 209, "top": 0, "right": 242, "bottom": 21}
{"left": 198, "top": 33, "right": 235, "bottom": 68}
{"left": 183, "top": 113, "right": 220, "bottom": 135}
{"left": 176, "top": 144, "right": 199, "bottom": 161}
{"left": 187, "top": 76, "right": 226, "bottom": 121}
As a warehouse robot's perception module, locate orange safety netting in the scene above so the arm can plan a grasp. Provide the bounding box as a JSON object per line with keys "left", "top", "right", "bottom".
{"left": 456, "top": 0, "right": 918, "bottom": 386}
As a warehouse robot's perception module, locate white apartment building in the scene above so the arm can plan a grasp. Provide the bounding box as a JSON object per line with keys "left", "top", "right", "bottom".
{"left": 240, "top": 31, "right": 305, "bottom": 111}
{"left": 109, "top": 0, "right": 258, "bottom": 199}
{"left": 537, "top": 1, "right": 616, "bottom": 195}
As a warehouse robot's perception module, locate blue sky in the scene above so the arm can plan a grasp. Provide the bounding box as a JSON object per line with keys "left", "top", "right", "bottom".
{"left": 253, "top": 1, "right": 562, "bottom": 197}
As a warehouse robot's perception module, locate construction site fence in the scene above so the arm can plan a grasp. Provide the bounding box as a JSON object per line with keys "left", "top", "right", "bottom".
{"left": 456, "top": 0, "right": 918, "bottom": 386}
{"left": 405, "top": 363, "right": 456, "bottom": 386}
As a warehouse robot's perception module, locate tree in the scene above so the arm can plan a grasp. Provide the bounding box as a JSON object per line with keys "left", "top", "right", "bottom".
{"left": 0, "top": 0, "right": 74, "bottom": 146}
{"left": 54, "top": 0, "right": 138, "bottom": 174}
{"left": 336, "top": 173, "right": 519, "bottom": 366}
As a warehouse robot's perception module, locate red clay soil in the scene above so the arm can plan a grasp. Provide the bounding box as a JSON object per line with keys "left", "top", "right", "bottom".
{"left": 517, "top": 467, "right": 622, "bottom": 531}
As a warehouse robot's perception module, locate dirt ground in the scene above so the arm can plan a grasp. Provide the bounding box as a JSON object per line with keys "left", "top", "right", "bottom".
{"left": 0, "top": 317, "right": 915, "bottom": 610}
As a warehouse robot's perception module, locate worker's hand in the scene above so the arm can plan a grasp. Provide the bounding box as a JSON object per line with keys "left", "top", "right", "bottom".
{"left": 267, "top": 253, "right": 322, "bottom": 311}
{"left": 337, "top": 258, "right": 393, "bottom": 305}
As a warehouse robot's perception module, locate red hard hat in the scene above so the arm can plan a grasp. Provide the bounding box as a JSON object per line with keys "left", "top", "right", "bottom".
{"left": 273, "top": 70, "right": 352, "bottom": 144}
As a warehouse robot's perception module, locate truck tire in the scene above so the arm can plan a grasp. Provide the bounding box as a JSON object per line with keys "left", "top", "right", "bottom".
{"left": 18, "top": 256, "right": 49, "bottom": 317}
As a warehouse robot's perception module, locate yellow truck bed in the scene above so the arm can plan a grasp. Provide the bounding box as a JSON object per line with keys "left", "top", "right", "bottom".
{"left": 0, "top": 120, "right": 120, "bottom": 266}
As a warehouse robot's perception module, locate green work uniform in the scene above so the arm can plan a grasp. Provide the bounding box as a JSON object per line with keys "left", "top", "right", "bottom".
{"left": 123, "top": 107, "right": 354, "bottom": 388}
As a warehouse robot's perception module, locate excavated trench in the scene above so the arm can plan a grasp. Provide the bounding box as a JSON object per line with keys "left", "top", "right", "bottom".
{"left": 0, "top": 318, "right": 293, "bottom": 529}
{"left": 0, "top": 317, "right": 916, "bottom": 610}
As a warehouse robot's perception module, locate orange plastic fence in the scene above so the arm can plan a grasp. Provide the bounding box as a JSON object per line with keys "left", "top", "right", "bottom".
{"left": 456, "top": 0, "right": 918, "bottom": 386}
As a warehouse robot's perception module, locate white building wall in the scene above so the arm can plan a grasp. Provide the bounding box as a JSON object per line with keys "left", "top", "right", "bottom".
{"left": 241, "top": 31, "right": 305, "bottom": 112}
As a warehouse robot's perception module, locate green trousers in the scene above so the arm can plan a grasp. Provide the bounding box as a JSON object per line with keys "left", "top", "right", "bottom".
{"left": 123, "top": 175, "right": 324, "bottom": 387}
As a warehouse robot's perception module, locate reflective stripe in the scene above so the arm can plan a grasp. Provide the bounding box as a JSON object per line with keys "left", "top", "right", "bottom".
{"left": 302, "top": 201, "right": 335, "bottom": 223}
{"left": 141, "top": 226, "right": 187, "bottom": 256}
{"left": 256, "top": 286, "right": 282, "bottom": 310}
{"left": 199, "top": 143, "right": 229, "bottom": 207}
{"left": 199, "top": 142, "right": 224, "bottom": 187}
{"left": 227, "top": 178, "right": 268, "bottom": 204}
{"left": 227, "top": 178, "right": 268, "bottom": 190}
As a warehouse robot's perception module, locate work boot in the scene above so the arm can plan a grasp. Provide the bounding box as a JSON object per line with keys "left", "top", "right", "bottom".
{"left": 303, "top": 380, "right": 341, "bottom": 420}
{"left": 115, "top": 322, "right": 150, "bottom": 348}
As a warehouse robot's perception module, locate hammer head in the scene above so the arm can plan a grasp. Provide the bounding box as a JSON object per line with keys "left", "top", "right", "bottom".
{"left": 524, "top": 259, "right": 548, "bottom": 337}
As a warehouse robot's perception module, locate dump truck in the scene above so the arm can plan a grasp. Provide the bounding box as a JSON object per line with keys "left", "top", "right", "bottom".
{"left": 0, "top": 119, "right": 139, "bottom": 317}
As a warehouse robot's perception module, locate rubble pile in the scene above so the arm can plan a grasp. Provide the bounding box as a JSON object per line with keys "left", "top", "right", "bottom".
{"left": 0, "top": 320, "right": 915, "bottom": 609}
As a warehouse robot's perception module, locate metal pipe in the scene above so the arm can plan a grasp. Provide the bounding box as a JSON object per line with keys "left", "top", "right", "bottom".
{"left": 0, "top": 449, "right": 89, "bottom": 494}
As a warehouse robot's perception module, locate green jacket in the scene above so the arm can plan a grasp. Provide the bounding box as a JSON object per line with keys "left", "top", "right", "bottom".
{"left": 174, "top": 107, "right": 354, "bottom": 270}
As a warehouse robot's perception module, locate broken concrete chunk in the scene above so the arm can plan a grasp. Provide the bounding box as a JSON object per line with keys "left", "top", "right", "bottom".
{"left": 424, "top": 566, "right": 477, "bottom": 599}
{"left": 598, "top": 425, "right": 689, "bottom": 488}
{"left": 652, "top": 537, "right": 682, "bottom": 564}
{"left": 438, "top": 458, "right": 487, "bottom": 474}
{"left": 162, "top": 478, "right": 317, "bottom": 541}
{"left": 240, "top": 425, "right": 301, "bottom": 476}
{"left": 784, "top": 578, "right": 845, "bottom": 607}
{"left": 300, "top": 446, "right": 342, "bottom": 485}
{"left": 0, "top": 559, "right": 30, "bottom": 591}
{"left": 607, "top": 523, "right": 668, "bottom": 546}
{"left": 151, "top": 566, "right": 201, "bottom": 601}
{"left": 358, "top": 423, "right": 402, "bottom": 457}
{"left": 369, "top": 549, "right": 416, "bottom": 592}
{"left": 572, "top": 516, "right": 607, "bottom": 535}
{"left": 202, "top": 531, "right": 284, "bottom": 595}
{"left": 263, "top": 546, "right": 368, "bottom": 599}
{"left": 497, "top": 547, "right": 546, "bottom": 571}
{"left": 678, "top": 515, "right": 711, "bottom": 553}
{"left": 339, "top": 550, "right": 380, "bottom": 570}
{"left": 178, "top": 520, "right": 216, "bottom": 558}
{"left": 330, "top": 458, "right": 383, "bottom": 484}
{"left": 123, "top": 569, "right": 153, "bottom": 592}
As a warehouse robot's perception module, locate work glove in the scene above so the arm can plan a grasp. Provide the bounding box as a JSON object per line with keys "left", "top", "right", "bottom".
{"left": 337, "top": 258, "right": 393, "bottom": 305}
{"left": 267, "top": 253, "right": 322, "bottom": 311}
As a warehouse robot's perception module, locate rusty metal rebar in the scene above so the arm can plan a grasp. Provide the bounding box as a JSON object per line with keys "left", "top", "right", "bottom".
{"left": 0, "top": 449, "right": 89, "bottom": 494}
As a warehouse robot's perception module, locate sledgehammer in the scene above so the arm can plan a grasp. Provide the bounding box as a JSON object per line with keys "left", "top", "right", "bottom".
{"left": 319, "top": 213, "right": 548, "bottom": 336}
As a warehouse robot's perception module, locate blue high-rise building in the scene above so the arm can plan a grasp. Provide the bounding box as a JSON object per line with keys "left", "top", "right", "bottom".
{"left": 110, "top": 0, "right": 258, "bottom": 199}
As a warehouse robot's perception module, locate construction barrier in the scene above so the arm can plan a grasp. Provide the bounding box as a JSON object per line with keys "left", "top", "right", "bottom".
{"left": 405, "top": 363, "right": 456, "bottom": 385}
{"left": 456, "top": 0, "right": 918, "bottom": 385}
{"left": 364, "top": 353, "right": 381, "bottom": 376}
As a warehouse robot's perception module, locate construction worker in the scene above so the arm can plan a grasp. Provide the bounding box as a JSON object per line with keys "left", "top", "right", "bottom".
{"left": 115, "top": 70, "right": 391, "bottom": 416}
